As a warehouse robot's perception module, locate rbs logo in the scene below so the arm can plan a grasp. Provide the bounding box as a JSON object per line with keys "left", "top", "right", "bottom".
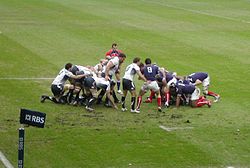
{"left": 25, "top": 115, "right": 45, "bottom": 124}
{"left": 20, "top": 109, "right": 46, "bottom": 128}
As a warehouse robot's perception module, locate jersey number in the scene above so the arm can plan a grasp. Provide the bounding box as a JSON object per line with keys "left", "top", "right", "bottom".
{"left": 147, "top": 67, "right": 152, "bottom": 73}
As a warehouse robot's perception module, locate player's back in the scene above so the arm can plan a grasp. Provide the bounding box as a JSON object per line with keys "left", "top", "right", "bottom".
{"left": 143, "top": 65, "right": 159, "bottom": 81}
{"left": 188, "top": 72, "right": 208, "bottom": 82}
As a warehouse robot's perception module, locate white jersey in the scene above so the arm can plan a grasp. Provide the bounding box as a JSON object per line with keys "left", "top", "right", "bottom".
{"left": 94, "top": 76, "right": 111, "bottom": 91}
{"left": 75, "top": 65, "right": 93, "bottom": 75}
{"left": 52, "top": 68, "right": 73, "bottom": 86}
{"left": 123, "top": 63, "right": 140, "bottom": 81}
{"left": 102, "top": 57, "right": 119, "bottom": 76}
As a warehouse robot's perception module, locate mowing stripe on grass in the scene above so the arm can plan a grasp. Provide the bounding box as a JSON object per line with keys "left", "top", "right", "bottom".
{"left": 0, "top": 151, "right": 14, "bottom": 168}
{"left": 0, "top": 77, "right": 53, "bottom": 80}
{"left": 142, "top": 0, "right": 250, "bottom": 24}
{"left": 159, "top": 125, "right": 194, "bottom": 132}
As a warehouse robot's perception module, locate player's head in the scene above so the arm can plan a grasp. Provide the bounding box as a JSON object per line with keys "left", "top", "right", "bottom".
{"left": 169, "top": 83, "right": 177, "bottom": 95}
{"left": 112, "top": 43, "right": 118, "bottom": 49}
{"left": 145, "top": 58, "right": 151, "bottom": 65}
{"left": 118, "top": 53, "right": 126, "bottom": 63}
{"left": 133, "top": 57, "right": 141, "bottom": 64}
{"left": 65, "top": 63, "right": 73, "bottom": 70}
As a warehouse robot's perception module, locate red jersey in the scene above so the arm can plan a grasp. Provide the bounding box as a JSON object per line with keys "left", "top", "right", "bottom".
{"left": 105, "top": 49, "right": 122, "bottom": 58}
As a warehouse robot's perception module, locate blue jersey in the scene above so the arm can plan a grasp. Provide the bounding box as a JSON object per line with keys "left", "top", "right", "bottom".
{"left": 143, "top": 65, "right": 159, "bottom": 81}
{"left": 176, "top": 82, "right": 195, "bottom": 96}
{"left": 157, "top": 70, "right": 175, "bottom": 83}
{"left": 188, "top": 72, "right": 208, "bottom": 83}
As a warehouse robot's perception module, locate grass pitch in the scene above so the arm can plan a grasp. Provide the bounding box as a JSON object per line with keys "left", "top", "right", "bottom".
{"left": 0, "top": 0, "right": 250, "bottom": 167}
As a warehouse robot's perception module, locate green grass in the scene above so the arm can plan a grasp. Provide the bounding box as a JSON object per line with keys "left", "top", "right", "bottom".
{"left": 0, "top": 0, "right": 250, "bottom": 167}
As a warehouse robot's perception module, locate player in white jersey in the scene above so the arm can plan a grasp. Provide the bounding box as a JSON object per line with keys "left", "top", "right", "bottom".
{"left": 83, "top": 76, "right": 118, "bottom": 111}
{"left": 94, "top": 76, "right": 118, "bottom": 109}
{"left": 93, "top": 59, "right": 108, "bottom": 77}
{"left": 40, "top": 63, "right": 86, "bottom": 104}
{"left": 67, "top": 65, "right": 96, "bottom": 105}
{"left": 102, "top": 53, "right": 126, "bottom": 105}
{"left": 121, "top": 57, "right": 147, "bottom": 113}
{"left": 104, "top": 53, "right": 126, "bottom": 95}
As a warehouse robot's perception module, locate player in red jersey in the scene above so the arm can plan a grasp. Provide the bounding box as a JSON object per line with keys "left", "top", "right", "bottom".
{"left": 105, "top": 43, "right": 123, "bottom": 60}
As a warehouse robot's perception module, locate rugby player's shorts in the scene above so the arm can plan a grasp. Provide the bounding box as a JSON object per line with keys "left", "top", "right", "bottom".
{"left": 191, "top": 87, "right": 200, "bottom": 101}
{"left": 122, "top": 78, "right": 135, "bottom": 91}
{"left": 141, "top": 81, "right": 159, "bottom": 92}
{"left": 51, "top": 84, "right": 64, "bottom": 97}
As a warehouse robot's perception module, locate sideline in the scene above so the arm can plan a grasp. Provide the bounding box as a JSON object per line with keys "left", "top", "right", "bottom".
{"left": 0, "top": 77, "right": 53, "bottom": 80}
{"left": 159, "top": 125, "right": 194, "bottom": 132}
{"left": 0, "top": 151, "right": 14, "bottom": 168}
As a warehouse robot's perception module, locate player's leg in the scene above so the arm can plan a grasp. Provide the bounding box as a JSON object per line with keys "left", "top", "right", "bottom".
{"left": 149, "top": 81, "right": 162, "bottom": 112}
{"left": 115, "top": 71, "right": 123, "bottom": 95}
{"left": 135, "top": 88, "right": 146, "bottom": 113}
{"left": 202, "top": 76, "right": 220, "bottom": 102}
{"left": 191, "top": 88, "right": 211, "bottom": 108}
{"left": 128, "top": 81, "right": 137, "bottom": 112}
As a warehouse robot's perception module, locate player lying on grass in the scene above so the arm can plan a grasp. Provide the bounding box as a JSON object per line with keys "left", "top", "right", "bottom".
{"left": 121, "top": 57, "right": 147, "bottom": 113}
{"left": 40, "top": 63, "right": 87, "bottom": 104}
{"left": 185, "top": 72, "right": 220, "bottom": 102}
{"left": 170, "top": 81, "right": 212, "bottom": 108}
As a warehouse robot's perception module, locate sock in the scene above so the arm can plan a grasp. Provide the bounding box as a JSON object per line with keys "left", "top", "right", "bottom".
{"left": 67, "top": 89, "right": 74, "bottom": 103}
{"left": 196, "top": 98, "right": 209, "bottom": 107}
{"left": 165, "top": 92, "right": 170, "bottom": 104}
{"left": 97, "top": 89, "right": 106, "bottom": 104}
{"left": 117, "top": 80, "right": 121, "bottom": 90}
{"left": 207, "top": 91, "right": 218, "bottom": 98}
{"left": 87, "top": 97, "right": 97, "bottom": 107}
{"left": 136, "top": 96, "right": 142, "bottom": 109}
{"left": 112, "top": 91, "right": 119, "bottom": 102}
{"left": 131, "top": 97, "right": 136, "bottom": 110}
{"left": 149, "top": 90, "right": 155, "bottom": 101}
{"left": 121, "top": 96, "right": 126, "bottom": 108}
{"left": 74, "top": 91, "right": 80, "bottom": 102}
{"left": 105, "top": 96, "right": 109, "bottom": 104}
{"left": 157, "top": 97, "right": 162, "bottom": 107}
{"left": 51, "top": 97, "right": 58, "bottom": 103}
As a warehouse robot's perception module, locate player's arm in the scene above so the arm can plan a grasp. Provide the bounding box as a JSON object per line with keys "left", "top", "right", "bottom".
{"left": 176, "top": 94, "right": 181, "bottom": 108}
{"left": 194, "top": 79, "right": 202, "bottom": 86}
{"left": 136, "top": 70, "right": 147, "bottom": 82}
{"left": 106, "top": 90, "right": 118, "bottom": 109}
{"left": 104, "top": 61, "right": 114, "bottom": 81}
{"left": 70, "top": 74, "right": 86, "bottom": 79}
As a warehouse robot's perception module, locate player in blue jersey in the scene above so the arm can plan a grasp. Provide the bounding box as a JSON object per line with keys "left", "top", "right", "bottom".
{"left": 173, "top": 82, "right": 211, "bottom": 108}
{"left": 186, "top": 72, "right": 220, "bottom": 102}
{"left": 136, "top": 58, "right": 162, "bottom": 112}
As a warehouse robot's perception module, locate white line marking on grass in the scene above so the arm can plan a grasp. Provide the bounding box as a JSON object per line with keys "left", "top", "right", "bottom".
{"left": 0, "top": 151, "right": 14, "bottom": 168}
{"left": 0, "top": 77, "right": 53, "bottom": 80}
{"left": 141, "top": 0, "right": 250, "bottom": 24}
{"left": 159, "top": 125, "right": 194, "bottom": 132}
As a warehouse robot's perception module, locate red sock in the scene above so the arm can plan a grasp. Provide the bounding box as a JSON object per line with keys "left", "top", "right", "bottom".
{"left": 207, "top": 91, "right": 218, "bottom": 97}
{"left": 149, "top": 90, "right": 155, "bottom": 100}
{"left": 157, "top": 97, "right": 162, "bottom": 107}
{"left": 196, "top": 98, "right": 209, "bottom": 107}
{"left": 165, "top": 92, "right": 170, "bottom": 104}
{"left": 136, "top": 96, "right": 142, "bottom": 109}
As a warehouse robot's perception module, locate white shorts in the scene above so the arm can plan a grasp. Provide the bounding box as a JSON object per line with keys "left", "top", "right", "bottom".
{"left": 202, "top": 76, "right": 210, "bottom": 87}
{"left": 191, "top": 88, "right": 200, "bottom": 101}
{"left": 141, "top": 81, "right": 160, "bottom": 92}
